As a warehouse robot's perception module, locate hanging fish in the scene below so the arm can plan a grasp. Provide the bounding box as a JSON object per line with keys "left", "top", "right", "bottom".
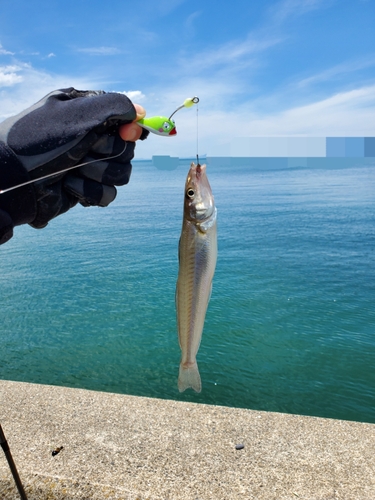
{"left": 176, "top": 162, "right": 217, "bottom": 393}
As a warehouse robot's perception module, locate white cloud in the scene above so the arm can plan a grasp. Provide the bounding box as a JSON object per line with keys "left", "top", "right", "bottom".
{"left": 20, "top": 51, "right": 40, "bottom": 56}
{"left": 296, "top": 56, "right": 375, "bottom": 88}
{"left": 185, "top": 10, "right": 201, "bottom": 30}
{"left": 186, "top": 10, "right": 201, "bottom": 23}
{"left": 0, "top": 44, "right": 14, "bottom": 56}
{"left": 0, "top": 65, "right": 23, "bottom": 87}
{"left": 0, "top": 62, "right": 96, "bottom": 121}
{"left": 270, "top": 0, "right": 330, "bottom": 24}
{"left": 156, "top": 0, "right": 186, "bottom": 16}
{"left": 180, "top": 35, "right": 282, "bottom": 75}
{"left": 119, "top": 90, "right": 146, "bottom": 102}
{"left": 218, "top": 84, "right": 375, "bottom": 142}
{"left": 77, "top": 46, "right": 121, "bottom": 56}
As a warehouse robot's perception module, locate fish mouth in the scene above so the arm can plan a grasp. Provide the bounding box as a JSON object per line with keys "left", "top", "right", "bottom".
{"left": 169, "top": 127, "right": 177, "bottom": 136}
{"left": 195, "top": 163, "right": 206, "bottom": 176}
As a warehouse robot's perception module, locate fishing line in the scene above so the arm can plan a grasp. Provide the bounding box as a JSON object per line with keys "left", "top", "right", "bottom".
{"left": 196, "top": 100, "right": 200, "bottom": 166}
{"left": 0, "top": 143, "right": 128, "bottom": 195}
{"left": 166, "top": 96, "right": 200, "bottom": 164}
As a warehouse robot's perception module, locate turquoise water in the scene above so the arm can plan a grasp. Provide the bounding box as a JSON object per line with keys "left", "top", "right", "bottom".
{"left": 1, "top": 160, "right": 374, "bottom": 423}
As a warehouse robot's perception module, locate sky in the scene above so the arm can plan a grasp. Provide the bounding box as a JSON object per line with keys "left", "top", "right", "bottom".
{"left": 0, "top": 0, "right": 374, "bottom": 158}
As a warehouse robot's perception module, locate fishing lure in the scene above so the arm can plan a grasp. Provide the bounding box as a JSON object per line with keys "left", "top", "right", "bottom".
{"left": 137, "top": 97, "right": 199, "bottom": 136}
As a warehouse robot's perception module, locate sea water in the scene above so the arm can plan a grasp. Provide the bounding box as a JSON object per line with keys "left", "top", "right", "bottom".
{"left": 1, "top": 160, "right": 374, "bottom": 423}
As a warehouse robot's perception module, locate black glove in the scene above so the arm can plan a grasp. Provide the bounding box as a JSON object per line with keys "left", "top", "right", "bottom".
{"left": 0, "top": 87, "right": 148, "bottom": 244}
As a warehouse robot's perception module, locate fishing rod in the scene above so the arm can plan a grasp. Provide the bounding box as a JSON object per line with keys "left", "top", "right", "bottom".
{"left": 0, "top": 424, "right": 28, "bottom": 500}
{"left": 0, "top": 96, "right": 199, "bottom": 195}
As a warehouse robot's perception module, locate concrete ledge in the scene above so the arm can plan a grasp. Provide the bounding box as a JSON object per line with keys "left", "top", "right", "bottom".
{"left": 1, "top": 380, "right": 374, "bottom": 499}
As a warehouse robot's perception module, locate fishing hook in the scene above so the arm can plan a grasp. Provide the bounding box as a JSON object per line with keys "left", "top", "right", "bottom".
{"left": 169, "top": 97, "right": 199, "bottom": 120}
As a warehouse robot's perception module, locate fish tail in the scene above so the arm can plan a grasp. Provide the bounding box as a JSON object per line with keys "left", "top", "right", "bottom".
{"left": 178, "top": 362, "right": 202, "bottom": 393}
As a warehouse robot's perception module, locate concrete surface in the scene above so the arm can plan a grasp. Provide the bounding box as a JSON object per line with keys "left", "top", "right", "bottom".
{"left": 0, "top": 380, "right": 374, "bottom": 499}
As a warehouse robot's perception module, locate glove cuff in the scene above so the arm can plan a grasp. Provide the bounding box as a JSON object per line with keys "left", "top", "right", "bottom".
{"left": 0, "top": 141, "right": 37, "bottom": 227}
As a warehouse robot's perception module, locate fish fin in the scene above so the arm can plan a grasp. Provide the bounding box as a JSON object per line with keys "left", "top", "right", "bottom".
{"left": 178, "top": 362, "right": 202, "bottom": 393}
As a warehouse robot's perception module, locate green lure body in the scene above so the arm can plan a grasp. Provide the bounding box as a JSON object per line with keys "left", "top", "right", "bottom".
{"left": 137, "top": 116, "right": 176, "bottom": 136}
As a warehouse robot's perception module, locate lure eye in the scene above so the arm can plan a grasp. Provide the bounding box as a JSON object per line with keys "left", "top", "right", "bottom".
{"left": 163, "top": 122, "right": 171, "bottom": 130}
{"left": 186, "top": 188, "right": 195, "bottom": 199}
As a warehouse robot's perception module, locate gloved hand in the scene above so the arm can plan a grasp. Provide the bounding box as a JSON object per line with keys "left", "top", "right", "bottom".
{"left": 0, "top": 87, "right": 148, "bottom": 244}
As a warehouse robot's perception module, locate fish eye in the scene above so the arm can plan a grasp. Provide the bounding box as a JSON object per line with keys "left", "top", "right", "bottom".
{"left": 163, "top": 122, "right": 171, "bottom": 130}
{"left": 186, "top": 188, "right": 195, "bottom": 198}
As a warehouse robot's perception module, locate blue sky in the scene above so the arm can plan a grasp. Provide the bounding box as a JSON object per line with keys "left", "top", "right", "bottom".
{"left": 0, "top": 0, "right": 374, "bottom": 157}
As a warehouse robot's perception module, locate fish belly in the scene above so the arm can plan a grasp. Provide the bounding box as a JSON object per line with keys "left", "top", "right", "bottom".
{"left": 176, "top": 219, "right": 217, "bottom": 392}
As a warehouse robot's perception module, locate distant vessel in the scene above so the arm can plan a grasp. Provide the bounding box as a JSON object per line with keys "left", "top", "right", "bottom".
{"left": 152, "top": 155, "right": 179, "bottom": 171}
{"left": 151, "top": 155, "right": 208, "bottom": 170}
